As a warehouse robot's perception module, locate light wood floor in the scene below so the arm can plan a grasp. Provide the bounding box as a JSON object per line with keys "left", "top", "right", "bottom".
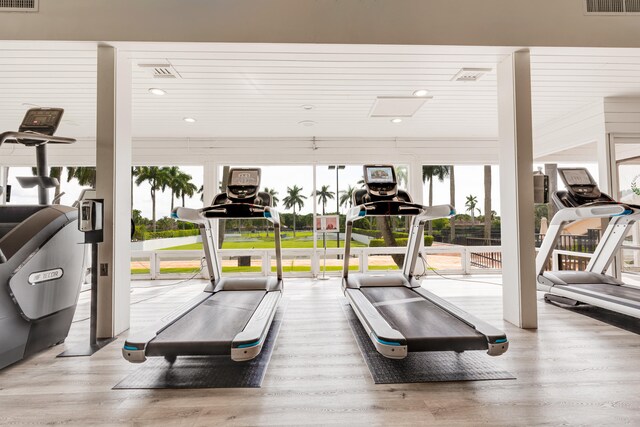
{"left": 2, "top": 276, "right": 640, "bottom": 426}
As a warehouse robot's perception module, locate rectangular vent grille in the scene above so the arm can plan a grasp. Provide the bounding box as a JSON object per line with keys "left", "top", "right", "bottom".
{"left": 585, "top": 0, "right": 640, "bottom": 14}
{"left": 0, "top": 0, "right": 38, "bottom": 11}
{"left": 138, "top": 63, "right": 182, "bottom": 79}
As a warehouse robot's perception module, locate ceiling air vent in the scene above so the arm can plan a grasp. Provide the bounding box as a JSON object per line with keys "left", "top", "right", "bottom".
{"left": 0, "top": 0, "right": 38, "bottom": 12}
{"left": 585, "top": 0, "right": 640, "bottom": 14}
{"left": 138, "top": 63, "right": 182, "bottom": 79}
{"left": 452, "top": 68, "right": 492, "bottom": 82}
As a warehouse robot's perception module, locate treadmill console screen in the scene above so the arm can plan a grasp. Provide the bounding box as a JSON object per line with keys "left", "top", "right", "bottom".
{"left": 363, "top": 165, "right": 398, "bottom": 199}
{"left": 366, "top": 166, "right": 394, "bottom": 184}
{"left": 19, "top": 108, "right": 64, "bottom": 136}
{"left": 558, "top": 168, "right": 601, "bottom": 200}
{"left": 561, "top": 169, "right": 593, "bottom": 186}
{"left": 229, "top": 169, "right": 260, "bottom": 187}
{"left": 227, "top": 168, "right": 261, "bottom": 200}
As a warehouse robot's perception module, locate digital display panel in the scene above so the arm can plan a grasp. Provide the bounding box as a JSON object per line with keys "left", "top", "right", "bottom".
{"left": 230, "top": 169, "right": 260, "bottom": 186}
{"left": 365, "top": 166, "right": 395, "bottom": 184}
{"left": 561, "top": 169, "right": 593, "bottom": 186}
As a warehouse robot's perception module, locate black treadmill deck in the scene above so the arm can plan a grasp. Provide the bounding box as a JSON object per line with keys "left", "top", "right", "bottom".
{"left": 360, "top": 287, "right": 487, "bottom": 352}
{"left": 146, "top": 290, "right": 266, "bottom": 357}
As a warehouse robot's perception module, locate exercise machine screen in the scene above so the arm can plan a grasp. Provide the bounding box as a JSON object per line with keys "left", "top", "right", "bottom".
{"left": 560, "top": 169, "right": 594, "bottom": 187}
{"left": 229, "top": 169, "right": 260, "bottom": 187}
{"left": 227, "top": 168, "right": 261, "bottom": 200}
{"left": 365, "top": 166, "right": 395, "bottom": 184}
{"left": 19, "top": 108, "right": 64, "bottom": 136}
{"left": 363, "top": 165, "right": 397, "bottom": 198}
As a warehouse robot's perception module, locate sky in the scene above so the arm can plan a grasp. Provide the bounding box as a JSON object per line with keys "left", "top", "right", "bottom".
{"left": 5, "top": 162, "right": 599, "bottom": 219}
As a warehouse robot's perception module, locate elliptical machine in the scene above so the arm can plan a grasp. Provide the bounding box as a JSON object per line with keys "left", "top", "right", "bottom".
{"left": 0, "top": 108, "right": 86, "bottom": 370}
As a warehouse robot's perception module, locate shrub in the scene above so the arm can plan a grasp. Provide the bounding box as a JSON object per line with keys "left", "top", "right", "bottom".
{"left": 369, "top": 235, "right": 434, "bottom": 247}
{"left": 352, "top": 228, "right": 382, "bottom": 238}
{"left": 144, "top": 229, "right": 200, "bottom": 240}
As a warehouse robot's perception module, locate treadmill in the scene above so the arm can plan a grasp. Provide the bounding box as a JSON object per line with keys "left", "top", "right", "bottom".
{"left": 536, "top": 167, "right": 640, "bottom": 319}
{"left": 342, "top": 165, "right": 508, "bottom": 359}
{"left": 123, "top": 168, "right": 282, "bottom": 363}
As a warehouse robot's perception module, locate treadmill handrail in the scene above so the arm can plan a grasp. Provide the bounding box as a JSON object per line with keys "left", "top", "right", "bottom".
{"left": 536, "top": 203, "right": 637, "bottom": 276}
{"left": 172, "top": 204, "right": 283, "bottom": 281}
{"left": 343, "top": 201, "right": 454, "bottom": 279}
{"left": 0, "top": 131, "right": 76, "bottom": 147}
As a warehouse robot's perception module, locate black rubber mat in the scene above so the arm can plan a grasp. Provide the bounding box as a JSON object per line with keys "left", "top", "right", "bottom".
{"left": 341, "top": 301, "right": 515, "bottom": 384}
{"left": 553, "top": 303, "right": 640, "bottom": 335}
{"left": 113, "top": 308, "right": 284, "bottom": 389}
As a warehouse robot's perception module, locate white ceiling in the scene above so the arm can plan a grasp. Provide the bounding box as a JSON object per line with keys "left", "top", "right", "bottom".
{"left": 1, "top": 42, "right": 640, "bottom": 142}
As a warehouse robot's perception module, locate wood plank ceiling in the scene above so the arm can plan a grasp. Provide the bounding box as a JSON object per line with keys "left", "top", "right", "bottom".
{"left": 0, "top": 43, "right": 639, "bottom": 143}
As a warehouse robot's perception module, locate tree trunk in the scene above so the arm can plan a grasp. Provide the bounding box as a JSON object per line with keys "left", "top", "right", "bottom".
{"left": 217, "top": 166, "right": 230, "bottom": 248}
{"left": 484, "top": 165, "right": 492, "bottom": 241}
{"left": 182, "top": 194, "right": 186, "bottom": 206}
{"left": 151, "top": 189, "right": 157, "bottom": 232}
{"left": 293, "top": 206, "right": 297, "bottom": 238}
{"left": 427, "top": 178, "right": 434, "bottom": 235}
{"left": 377, "top": 216, "right": 404, "bottom": 267}
{"left": 449, "top": 166, "right": 456, "bottom": 243}
{"left": 170, "top": 190, "right": 175, "bottom": 211}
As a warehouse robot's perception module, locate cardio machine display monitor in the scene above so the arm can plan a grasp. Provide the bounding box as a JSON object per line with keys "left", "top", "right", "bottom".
{"left": 363, "top": 165, "right": 397, "bottom": 198}
{"left": 559, "top": 168, "right": 595, "bottom": 187}
{"left": 558, "top": 168, "right": 601, "bottom": 199}
{"left": 227, "top": 168, "right": 261, "bottom": 200}
{"left": 19, "top": 108, "right": 64, "bottom": 136}
{"left": 366, "top": 166, "right": 394, "bottom": 184}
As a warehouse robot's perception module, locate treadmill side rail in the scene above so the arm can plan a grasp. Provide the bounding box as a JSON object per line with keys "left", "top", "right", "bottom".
{"left": 344, "top": 287, "right": 408, "bottom": 359}
{"left": 412, "top": 286, "right": 509, "bottom": 356}
{"left": 231, "top": 290, "right": 281, "bottom": 361}
{"left": 122, "top": 291, "right": 212, "bottom": 362}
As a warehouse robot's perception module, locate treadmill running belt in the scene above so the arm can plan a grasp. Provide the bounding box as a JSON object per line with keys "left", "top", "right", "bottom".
{"left": 146, "top": 290, "right": 266, "bottom": 356}
{"left": 563, "top": 283, "right": 640, "bottom": 304}
{"left": 360, "top": 287, "right": 487, "bottom": 352}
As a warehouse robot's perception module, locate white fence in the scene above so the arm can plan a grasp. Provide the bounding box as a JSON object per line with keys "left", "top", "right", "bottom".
{"left": 130, "top": 245, "right": 505, "bottom": 280}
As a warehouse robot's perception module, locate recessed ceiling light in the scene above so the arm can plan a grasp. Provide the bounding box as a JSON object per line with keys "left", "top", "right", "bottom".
{"left": 183, "top": 117, "right": 196, "bottom": 123}
{"left": 298, "top": 120, "right": 316, "bottom": 127}
{"left": 412, "top": 89, "right": 429, "bottom": 97}
{"left": 148, "top": 88, "right": 167, "bottom": 96}
{"left": 301, "top": 104, "right": 315, "bottom": 110}
{"left": 390, "top": 118, "right": 403, "bottom": 124}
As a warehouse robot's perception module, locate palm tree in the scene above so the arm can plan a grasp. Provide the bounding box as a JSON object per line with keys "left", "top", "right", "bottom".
{"left": 483, "top": 165, "right": 492, "bottom": 240}
{"left": 465, "top": 194, "right": 480, "bottom": 224}
{"left": 312, "top": 185, "right": 335, "bottom": 215}
{"left": 66, "top": 166, "right": 96, "bottom": 187}
{"left": 282, "top": 185, "right": 307, "bottom": 238}
{"left": 339, "top": 185, "right": 357, "bottom": 209}
{"left": 175, "top": 172, "right": 198, "bottom": 207}
{"left": 134, "top": 166, "right": 171, "bottom": 232}
{"left": 263, "top": 187, "right": 279, "bottom": 207}
{"left": 162, "top": 166, "right": 181, "bottom": 211}
{"left": 423, "top": 165, "right": 450, "bottom": 234}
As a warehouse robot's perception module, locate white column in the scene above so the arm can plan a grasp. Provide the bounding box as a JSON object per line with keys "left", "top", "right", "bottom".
{"left": 202, "top": 160, "right": 217, "bottom": 207}
{"left": 497, "top": 50, "right": 538, "bottom": 329}
{"left": 95, "top": 45, "right": 132, "bottom": 337}
{"left": 596, "top": 134, "right": 615, "bottom": 195}
{"left": 409, "top": 159, "right": 424, "bottom": 206}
